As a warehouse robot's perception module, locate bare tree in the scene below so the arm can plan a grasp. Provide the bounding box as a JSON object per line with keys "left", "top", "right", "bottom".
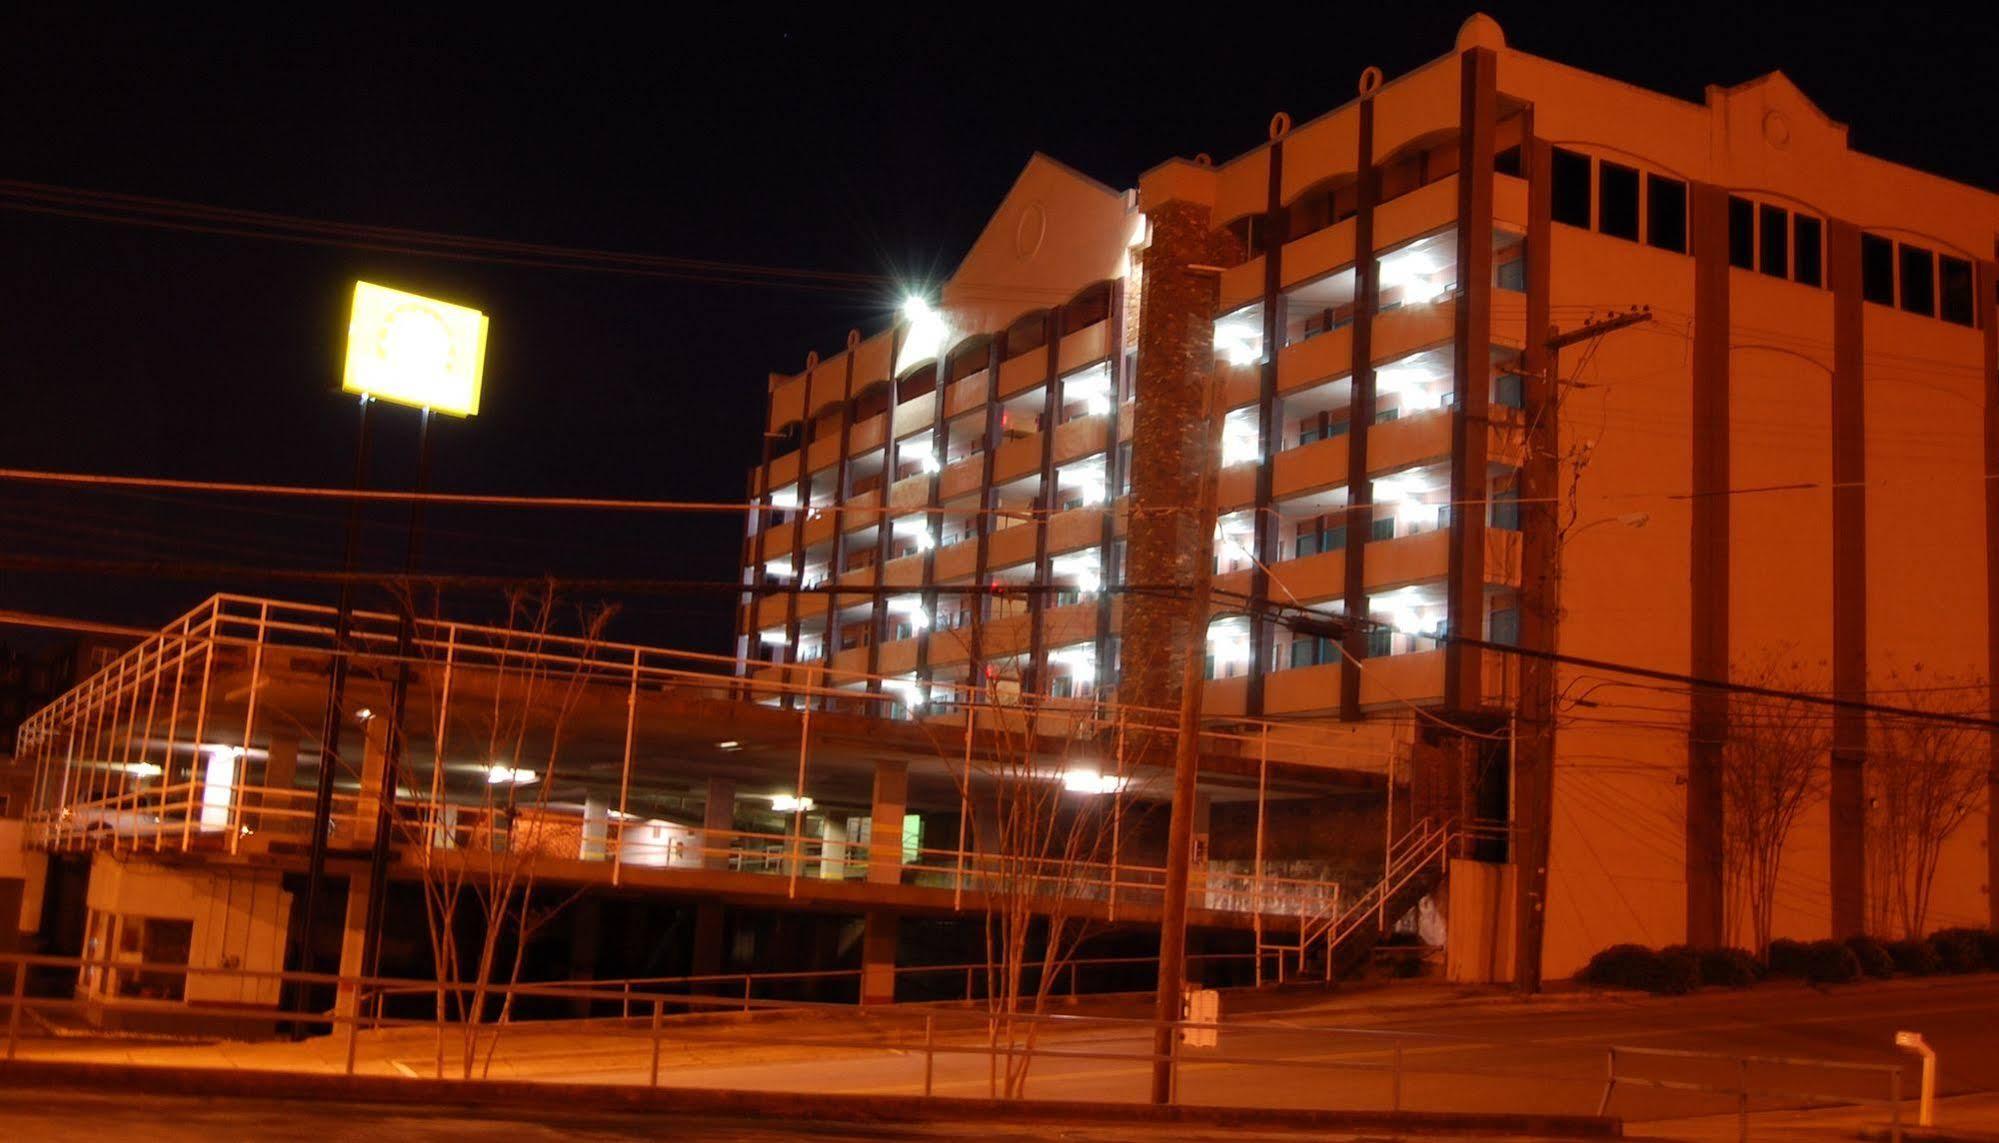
{"left": 916, "top": 641, "right": 1161, "bottom": 1098}
{"left": 1867, "top": 666, "right": 1987, "bottom": 940}
{"left": 1719, "top": 650, "right": 1829, "bottom": 957}
{"left": 402, "top": 586, "right": 611, "bottom": 1078}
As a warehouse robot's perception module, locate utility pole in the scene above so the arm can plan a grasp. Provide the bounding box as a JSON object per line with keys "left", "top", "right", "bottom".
{"left": 1149, "top": 372, "right": 1225, "bottom": 1105}
{"left": 1514, "top": 307, "right": 1650, "bottom": 993}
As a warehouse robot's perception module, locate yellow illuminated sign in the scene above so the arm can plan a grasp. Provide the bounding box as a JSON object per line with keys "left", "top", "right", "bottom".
{"left": 341, "top": 281, "right": 488, "bottom": 417}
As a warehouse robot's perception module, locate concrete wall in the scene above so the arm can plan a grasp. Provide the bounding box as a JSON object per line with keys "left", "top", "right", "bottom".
{"left": 84, "top": 855, "right": 292, "bottom": 1006}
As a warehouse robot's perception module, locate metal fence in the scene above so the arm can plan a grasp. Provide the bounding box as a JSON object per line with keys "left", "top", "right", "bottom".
{"left": 0, "top": 950, "right": 1910, "bottom": 1136}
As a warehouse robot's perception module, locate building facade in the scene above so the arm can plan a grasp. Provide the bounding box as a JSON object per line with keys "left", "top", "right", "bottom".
{"left": 739, "top": 15, "right": 1999, "bottom": 979}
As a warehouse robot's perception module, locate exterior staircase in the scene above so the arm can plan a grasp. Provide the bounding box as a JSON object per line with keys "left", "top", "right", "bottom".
{"left": 1255, "top": 817, "right": 1458, "bottom": 984}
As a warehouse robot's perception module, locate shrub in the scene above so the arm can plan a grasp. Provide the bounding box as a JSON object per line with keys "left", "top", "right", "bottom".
{"left": 1655, "top": 945, "right": 1702, "bottom": 995}
{"left": 1577, "top": 944, "right": 1667, "bottom": 992}
{"left": 1844, "top": 936, "right": 1895, "bottom": 979}
{"left": 1697, "top": 946, "right": 1762, "bottom": 988}
{"left": 1886, "top": 938, "right": 1942, "bottom": 976}
{"left": 1766, "top": 938, "right": 1812, "bottom": 978}
{"left": 1928, "top": 928, "right": 1989, "bottom": 974}
{"left": 1803, "top": 939, "right": 1862, "bottom": 985}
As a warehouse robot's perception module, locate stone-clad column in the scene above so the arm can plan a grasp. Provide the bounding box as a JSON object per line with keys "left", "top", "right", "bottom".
{"left": 1123, "top": 191, "right": 1225, "bottom": 713}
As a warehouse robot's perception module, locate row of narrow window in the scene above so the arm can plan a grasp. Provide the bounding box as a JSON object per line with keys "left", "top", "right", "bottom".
{"left": 1550, "top": 147, "right": 1977, "bottom": 326}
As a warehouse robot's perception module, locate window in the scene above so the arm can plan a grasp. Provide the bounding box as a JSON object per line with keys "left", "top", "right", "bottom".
{"left": 1551, "top": 148, "right": 1591, "bottom": 227}
{"left": 1900, "top": 245, "right": 1936, "bottom": 316}
{"left": 1374, "top": 406, "right": 1400, "bottom": 425}
{"left": 1497, "top": 255, "right": 1526, "bottom": 292}
{"left": 1793, "top": 215, "right": 1823, "bottom": 288}
{"left": 1490, "top": 488, "right": 1521, "bottom": 531}
{"left": 1494, "top": 373, "right": 1525, "bottom": 410}
{"left": 1597, "top": 161, "right": 1639, "bottom": 241}
{"left": 1758, "top": 203, "right": 1788, "bottom": 279}
{"left": 1366, "top": 626, "right": 1394, "bottom": 659}
{"left": 1494, "top": 144, "right": 1522, "bottom": 178}
{"left": 1370, "top": 516, "right": 1394, "bottom": 542}
{"left": 1489, "top": 608, "right": 1520, "bottom": 647}
{"left": 1727, "top": 197, "right": 1755, "bottom": 270}
{"left": 1941, "top": 255, "right": 1975, "bottom": 326}
{"left": 1861, "top": 233, "right": 1895, "bottom": 305}
{"left": 1295, "top": 531, "right": 1318, "bottom": 559}
{"left": 1645, "top": 174, "right": 1687, "bottom": 254}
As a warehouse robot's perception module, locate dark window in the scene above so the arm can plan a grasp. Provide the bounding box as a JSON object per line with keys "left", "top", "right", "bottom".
{"left": 1497, "top": 255, "right": 1526, "bottom": 292}
{"left": 1290, "top": 639, "right": 1317, "bottom": 670}
{"left": 1322, "top": 525, "right": 1348, "bottom": 552}
{"left": 1792, "top": 215, "right": 1823, "bottom": 287}
{"left": 1900, "top": 245, "right": 1935, "bottom": 316}
{"left": 1940, "top": 255, "right": 1975, "bottom": 326}
{"left": 1491, "top": 488, "right": 1521, "bottom": 531}
{"left": 1727, "top": 197, "right": 1755, "bottom": 269}
{"left": 1645, "top": 174, "right": 1687, "bottom": 253}
{"left": 1551, "top": 148, "right": 1591, "bottom": 227}
{"left": 1374, "top": 406, "right": 1400, "bottom": 425}
{"left": 1861, "top": 233, "right": 1895, "bottom": 305}
{"left": 1489, "top": 608, "right": 1520, "bottom": 647}
{"left": 1493, "top": 144, "right": 1522, "bottom": 178}
{"left": 1758, "top": 203, "right": 1788, "bottom": 279}
{"left": 1597, "top": 161, "right": 1639, "bottom": 240}
{"left": 1370, "top": 516, "right": 1395, "bottom": 542}
{"left": 1494, "top": 373, "right": 1525, "bottom": 409}
{"left": 1294, "top": 532, "right": 1318, "bottom": 559}
{"left": 1366, "top": 627, "right": 1394, "bottom": 659}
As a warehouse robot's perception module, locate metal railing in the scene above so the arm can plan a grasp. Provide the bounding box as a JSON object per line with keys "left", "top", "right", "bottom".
{"left": 0, "top": 950, "right": 1914, "bottom": 1132}
{"left": 1600, "top": 1044, "right": 1905, "bottom": 1143}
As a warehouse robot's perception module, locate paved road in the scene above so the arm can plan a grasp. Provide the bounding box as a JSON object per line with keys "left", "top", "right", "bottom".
{"left": 0, "top": 1087, "right": 1568, "bottom": 1143}
{"left": 14, "top": 975, "right": 1999, "bottom": 1134}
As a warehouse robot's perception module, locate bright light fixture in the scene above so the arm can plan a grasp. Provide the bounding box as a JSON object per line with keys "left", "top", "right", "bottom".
{"left": 770, "top": 794, "right": 815, "bottom": 813}
{"left": 716, "top": 740, "right": 742, "bottom": 751}
{"left": 125, "top": 762, "right": 163, "bottom": 779}
{"left": 1062, "top": 769, "right": 1127, "bottom": 795}
{"left": 342, "top": 281, "right": 488, "bottom": 417}
{"left": 896, "top": 295, "right": 949, "bottom": 375}
{"left": 486, "top": 764, "right": 539, "bottom": 786}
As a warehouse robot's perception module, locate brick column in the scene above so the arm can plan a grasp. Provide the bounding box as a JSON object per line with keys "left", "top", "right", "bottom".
{"left": 825, "top": 337, "right": 859, "bottom": 682}
{"left": 1123, "top": 198, "right": 1223, "bottom": 713}
{"left": 1246, "top": 127, "right": 1288, "bottom": 717}
{"left": 782, "top": 357, "right": 820, "bottom": 708}
{"left": 1341, "top": 90, "right": 1382, "bottom": 720}
{"left": 865, "top": 329, "right": 904, "bottom": 708}
{"left": 1028, "top": 308, "right": 1068, "bottom": 694}
{"left": 1983, "top": 250, "right": 1999, "bottom": 931}
{"left": 1445, "top": 46, "right": 1497, "bottom": 711}
{"left": 969, "top": 337, "right": 1007, "bottom": 685}
{"left": 1828, "top": 219, "right": 1868, "bottom": 937}
{"left": 1685, "top": 180, "right": 1732, "bottom": 949}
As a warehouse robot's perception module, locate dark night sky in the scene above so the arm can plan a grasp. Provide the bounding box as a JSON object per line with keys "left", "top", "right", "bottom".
{"left": 3, "top": 5, "right": 1994, "bottom": 656}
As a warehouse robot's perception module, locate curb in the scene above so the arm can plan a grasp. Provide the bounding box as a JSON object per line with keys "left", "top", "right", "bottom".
{"left": 0, "top": 1059, "right": 1623, "bottom": 1138}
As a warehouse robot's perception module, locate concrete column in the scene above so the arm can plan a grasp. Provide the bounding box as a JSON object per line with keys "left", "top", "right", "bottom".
{"left": 819, "top": 816, "right": 849, "bottom": 880}
{"left": 702, "top": 777, "right": 735, "bottom": 871}
{"left": 861, "top": 909, "right": 898, "bottom": 1006}
{"left": 355, "top": 720, "right": 389, "bottom": 849}
{"left": 259, "top": 735, "right": 298, "bottom": 835}
{"left": 334, "top": 875, "right": 371, "bottom": 1021}
{"left": 868, "top": 760, "right": 908, "bottom": 885}
{"left": 692, "top": 901, "right": 726, "bottom": 978}
{"left": 581, "top": 796, "right": 609, "bottom": 862}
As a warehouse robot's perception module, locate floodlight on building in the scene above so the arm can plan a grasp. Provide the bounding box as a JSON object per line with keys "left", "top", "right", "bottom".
{"left": 770, "top": 794, "right": 814, "bottom": 813}
{"left": 896, "top": 295, "right": 949, "bottom": 375}
{"left": 124, "top": 762, "right": 163, "bottom": 779}
{"left": 716, "top": 740, "right": 742, "bottom": 751}
{"left": 486, "top": 764, "right": 539, "bottom": 786}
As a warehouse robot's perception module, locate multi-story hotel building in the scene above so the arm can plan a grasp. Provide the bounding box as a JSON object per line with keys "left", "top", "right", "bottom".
{"left": 739, "top": 14, "right": 1999, "bottom": 979}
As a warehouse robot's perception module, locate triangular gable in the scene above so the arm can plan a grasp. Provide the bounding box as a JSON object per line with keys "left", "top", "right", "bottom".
{"left": 942, "top": 153, "right": 1133, "bottom": 336}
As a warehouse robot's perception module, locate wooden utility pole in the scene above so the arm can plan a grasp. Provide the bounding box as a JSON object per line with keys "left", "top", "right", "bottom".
{"left": 1149, "top": 372, "right": 1225, "bottom": 1105}
{"left": 1514, "top": 308, "right": 1650, "bottom": 992}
